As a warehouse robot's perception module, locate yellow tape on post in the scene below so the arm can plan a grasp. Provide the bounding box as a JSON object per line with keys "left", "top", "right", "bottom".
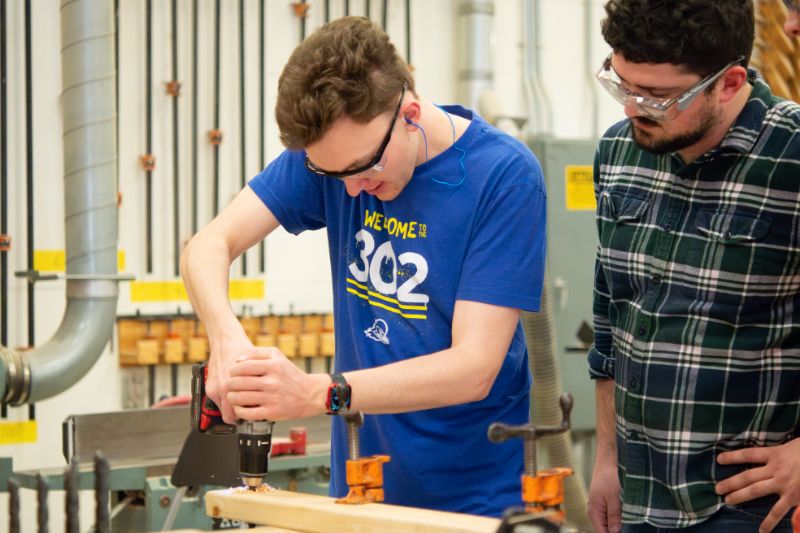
{"left": 130, "top": 280, "right": 265, "bottom": 302}
{"left": 0, "top": 421, "right": 38, "bottom": 445}
{"left": 34, "top": 250, "right": 126, "bottom": 272}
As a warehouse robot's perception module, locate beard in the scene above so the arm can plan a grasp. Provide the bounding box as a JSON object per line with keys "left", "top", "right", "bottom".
{"left": 630, "top": 105, "right": 720, "bottom": 155}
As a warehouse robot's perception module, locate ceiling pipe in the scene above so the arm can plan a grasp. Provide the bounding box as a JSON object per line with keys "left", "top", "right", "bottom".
{"left": 1, "top": 0, "right": 119, "bottom": 405}
{"left": 523, "top": 0, "right": 552, "bottom": 137}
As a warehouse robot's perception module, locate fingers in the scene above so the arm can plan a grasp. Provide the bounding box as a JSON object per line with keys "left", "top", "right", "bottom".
{"left": 228, "top": 375, "right": 269, "bottom": 392}
{"left": 718, "top": 446, "right": 770, "bottom": 465}
{"left": 724, "top": 478, "right": 777, "bottom": 505}
{"left": 606, "top": 488, "right": 622, "bottom": 533}
{"left": 232, "top": 404, "right": 270, "bottom": 421}
{"left": 757, "top": 497, "right": 792, "bottom": 533}
{"left": 716, "top": 465, "right": 770, "bottom": 495}
{"left": 230, "top": 358, "right": 274, "bottom": 377}
{"left": 227, "top": 390, "right": 265, "bottom": 407}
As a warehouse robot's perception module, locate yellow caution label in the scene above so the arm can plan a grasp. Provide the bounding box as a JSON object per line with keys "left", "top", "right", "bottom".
{"left": 34, "top": 250, "right": 126, "bottom": 272}
{"left": 130, "top": 279, "right": 265, "bottom": 302}
{"left": 565, "top": 165, "right": 596, "bottom": 211}
{"left": 0, "top": 421, "right": 37, "bottom": 445}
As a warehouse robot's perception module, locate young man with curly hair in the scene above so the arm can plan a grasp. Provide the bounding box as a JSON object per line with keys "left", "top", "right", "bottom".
{"left": 181, "top": 17, "right": 546, "bottom": 516}
{"left": 588, "top": 1, "right": 800, "bottom": 532}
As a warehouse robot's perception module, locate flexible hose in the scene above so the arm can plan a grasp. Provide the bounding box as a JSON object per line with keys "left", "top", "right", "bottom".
{"left": 523, "top": 271, "right": 591, "bottom": 531}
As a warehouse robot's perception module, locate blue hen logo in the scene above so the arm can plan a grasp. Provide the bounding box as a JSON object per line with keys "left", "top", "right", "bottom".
{"left": 364, "top": 319, "right": 390, "bottom": 345}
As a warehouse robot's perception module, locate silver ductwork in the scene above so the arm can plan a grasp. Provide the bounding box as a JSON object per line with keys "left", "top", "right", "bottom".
{"left": 457, "top": 0, "right": 494, "bottom": 110}
{"left": 1, "top": 0, "right": 118, "bottom": 405}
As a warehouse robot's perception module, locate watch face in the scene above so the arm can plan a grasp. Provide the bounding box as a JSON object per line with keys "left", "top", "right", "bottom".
{"left": 327, "top": 380, "right": 351, "bottom": 414}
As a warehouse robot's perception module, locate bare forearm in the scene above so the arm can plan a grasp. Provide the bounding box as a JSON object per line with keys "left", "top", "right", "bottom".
{"left": 180, "top": 234, "right": 244, "bottom": 341}
{"left": 344, "top": 346, "right": 498, "bottom": 414}
{"left": 595, "top": 378, "right": 617, "bottom": 461}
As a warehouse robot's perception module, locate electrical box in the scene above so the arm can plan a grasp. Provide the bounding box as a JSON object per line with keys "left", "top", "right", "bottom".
{"left": 529, "top": 138, "right": 598, "bottom": 431}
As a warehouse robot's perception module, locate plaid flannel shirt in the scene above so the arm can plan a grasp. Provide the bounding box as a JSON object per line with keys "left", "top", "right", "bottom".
{"left": 588, "top": 71, "right": 800, "bottom": 527}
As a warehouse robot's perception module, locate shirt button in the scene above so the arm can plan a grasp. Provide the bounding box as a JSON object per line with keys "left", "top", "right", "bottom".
{"left": 663, "top": 223, "right": 673, "bottom": 232}
{"left": 724, "top": 230, "right": 732, "bottom": 239}
{"left": 629, "top": 431, "right": 639, "bottom": 440}
{"left": 652, "top": 274, "right": 662, "bottom": 285}
{"left": 637, "top": 324, "right": 647, "bottom": 335}
{"left": 630, "top": 378, "right": 639, "bottom": 390}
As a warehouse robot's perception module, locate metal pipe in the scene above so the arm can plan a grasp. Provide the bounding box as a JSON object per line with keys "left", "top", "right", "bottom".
{"left": 523, "top": 0, "right": 552, "bottom": 137}
{"left": 325, "top": 0, "right": 330, "bottom": 23}
{"left": 365, "top": 0, "right": 370, "bottom": 19}
{"left": 405, "top": 0, "right": 411, "bottom": 65}
{"left": 171, "top": 0, "right": 180, "bottom": 276}
{"left": 37, "top": 474, "right": 49, "bottom": 533}
{"left": 258, "top": 0, "right": 266, "bottom": 272}
{"left": 584, "top": 0, "right": 599, "bottom": 138}
{"left": 9, "top": 476, "right": 20, "bottom": 533}
{"left": 382, "top": 0, "right": 387, "bottom": 29}
{"left": 145, "top": 0, "right": 153, "bottom": 273}
{"left": 191, "top": 0, "right": 198, "bottom": 234}
{"left": 299, "top": 0, "right": 308, "bottom": 41}
{"left": 25, "top": 0, "right": 34, "bottom": 350}
{"left": 457, "top": 1, "right": 493, "bottom": 110}
{"left": 345, "top": 0, "right": 350, "bottom": 16}
{"left": 239, "top": 0, "right": 248, "bottom": 276}
{"left": 95, "top": 453, "right": 110, "bottom": 533}
{"left": 0, "top": 0, "right": 8, "bottom": 350}
{"left": 65, "top": 460, "right": 80, "bottom": 533}
{"left": 212, "top": 0, "right": 221, "bottom": 216}
{"left": 1, "top": 0, "right": 119, "bottom": 405}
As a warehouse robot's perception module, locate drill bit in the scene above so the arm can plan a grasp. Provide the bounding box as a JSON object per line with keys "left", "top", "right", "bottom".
{"left": 65, "top": 459, "right": 79, "bottom": 533}
{"left": 9, "top": 477, "right": 20, "bottom": 533}
{"left": 37, "top": 474, "right": 49, "bottom": 533}
{"left": 94, "top": 452, "right": 110, "bottom": 533}
{"left": 237, "top": 420, "right": 274, "bottom": 490}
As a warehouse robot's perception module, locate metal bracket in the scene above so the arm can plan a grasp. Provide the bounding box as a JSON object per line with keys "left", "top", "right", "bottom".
{"left": 14, "top": 270, "right": 135, "bottom": 284}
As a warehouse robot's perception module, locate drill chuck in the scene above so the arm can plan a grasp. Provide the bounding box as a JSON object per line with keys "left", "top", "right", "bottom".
{"left": 237, "top": 420, "right": 275, "bottom": 488}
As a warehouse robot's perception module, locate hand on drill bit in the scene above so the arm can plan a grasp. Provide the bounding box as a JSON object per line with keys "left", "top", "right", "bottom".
{"left": 226, "top": 347, "right": 332, "bottom": 420}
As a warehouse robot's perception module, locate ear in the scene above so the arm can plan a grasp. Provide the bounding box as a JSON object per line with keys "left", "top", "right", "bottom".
{"left": 401, "top": 100, "right": 421, "bottom": 130}
{"left": 717, "top": 66, "right": 748, "bottom": 104}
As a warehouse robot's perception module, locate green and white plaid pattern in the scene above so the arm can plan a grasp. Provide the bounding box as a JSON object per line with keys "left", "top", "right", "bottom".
{"left": 588, "top": 71, "right": 800, "bottom": 527}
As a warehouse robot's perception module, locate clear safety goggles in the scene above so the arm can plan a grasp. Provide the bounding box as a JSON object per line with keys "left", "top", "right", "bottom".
{"left": 595, "top": 54, "right": 744, "bottom": 120}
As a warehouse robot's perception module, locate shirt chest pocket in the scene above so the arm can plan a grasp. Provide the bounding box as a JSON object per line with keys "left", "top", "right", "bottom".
{"left": 683, "top": 209, "right": 771, "bottom": 308}
{"left": 598, "top": 191, "right": 650, "bottom": 297}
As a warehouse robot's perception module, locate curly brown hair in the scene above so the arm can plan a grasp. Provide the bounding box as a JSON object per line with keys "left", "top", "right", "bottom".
{"left": 276, "top": 16, "right": 414, "bottom": 150}
{"left": 601, "top": 0, "right": 754, "bottom": 77}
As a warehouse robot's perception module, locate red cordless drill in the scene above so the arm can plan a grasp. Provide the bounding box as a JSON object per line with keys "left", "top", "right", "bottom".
{"left": 191, "top": 362, "right": 275, "bottom": 490}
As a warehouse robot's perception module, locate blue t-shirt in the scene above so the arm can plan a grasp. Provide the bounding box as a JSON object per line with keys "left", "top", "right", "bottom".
{"left": 249, "top": 107, "right": 546, "bottom": 516}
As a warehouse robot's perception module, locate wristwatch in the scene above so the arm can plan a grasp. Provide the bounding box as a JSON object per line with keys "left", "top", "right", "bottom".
{"left": 325, "top": 373, "right": 351, "bottom": 415}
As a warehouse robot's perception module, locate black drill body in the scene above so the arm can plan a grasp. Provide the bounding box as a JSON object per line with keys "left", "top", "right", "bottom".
{"left": 191, "top": 362, "right": 274, "bottom": 489}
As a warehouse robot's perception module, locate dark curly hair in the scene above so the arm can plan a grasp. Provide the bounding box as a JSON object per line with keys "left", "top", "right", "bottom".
{"left": 601, "top": 0, "right": 754, "bottom": 77}
{"left": 276, "top": 16, "right": 414, "bottom": 150}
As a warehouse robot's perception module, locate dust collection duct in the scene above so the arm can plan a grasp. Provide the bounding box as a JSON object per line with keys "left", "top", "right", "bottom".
{"left": 0, "top": 0, "right": 119, "bottom": 405}
{"left": 459, "top": 0, "right": 590, "bottom": 528}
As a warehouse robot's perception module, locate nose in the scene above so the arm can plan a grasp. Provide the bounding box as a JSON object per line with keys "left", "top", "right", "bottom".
{"left": 623, "top": 99, "right": 641, "bottom": 119}
{"left": 786, "top": 11, "right": 800, "bottom": 37}
{"left": 344, "top": 177, "right": 369, "bottom": 197}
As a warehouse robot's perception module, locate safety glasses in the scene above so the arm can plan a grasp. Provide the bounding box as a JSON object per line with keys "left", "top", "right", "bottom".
{"left": 305, "top": 83, "right": 407, "bottom": 179}
{"left": 595, "top": 55, "right": 744, "bottom": 120}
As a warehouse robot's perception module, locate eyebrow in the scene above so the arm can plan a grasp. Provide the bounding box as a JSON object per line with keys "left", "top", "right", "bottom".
{"left": 613, "top": 66, "right": 681, "bottom": 93}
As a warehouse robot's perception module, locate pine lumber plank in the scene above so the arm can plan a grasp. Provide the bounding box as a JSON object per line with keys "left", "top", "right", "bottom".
{"left": 205, "top": 489, "right": 501, "bottom": 533}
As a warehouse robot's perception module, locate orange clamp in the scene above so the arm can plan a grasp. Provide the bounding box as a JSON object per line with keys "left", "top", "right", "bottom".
{"left": 0, "top": 234, "right": 11, "bottom": 252}
{"left": 140, "top": 154, "right": 156, "bottom": 172}
{"left": 292, "top": 2, "right": 310, "bottom": 18}
{"left": 208, "top": 129, "right": 223, "bottom": 145}
{"left": 521, "top": 466, "right": 573, "bottom": 524}
{"left": 335, "top": 455, "right": 390, "bottom": 505}
{"left": 165, "top": 80, "right": 182, "bottom": 97}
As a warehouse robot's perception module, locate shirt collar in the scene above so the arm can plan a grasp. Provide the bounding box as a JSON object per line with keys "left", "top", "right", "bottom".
{"left": 718, "top": 69, "right": 772, "bottom": 154}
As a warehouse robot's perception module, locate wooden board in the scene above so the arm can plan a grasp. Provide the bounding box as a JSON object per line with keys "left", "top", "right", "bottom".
{"left": 205, "top": 489, "right": 500, "bottom": 533}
